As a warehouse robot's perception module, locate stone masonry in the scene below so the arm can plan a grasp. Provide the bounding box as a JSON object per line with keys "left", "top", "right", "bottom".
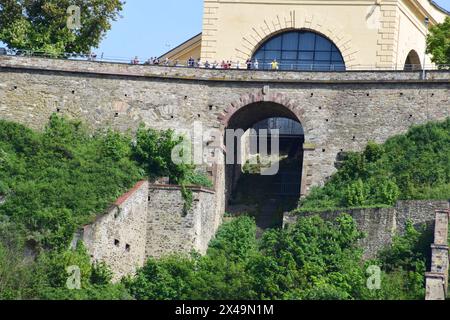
{"left": 146, "top": 185, "right": 219, "bottom": 258}
{"left": 425, "top": 208, "right": 450, "bottom": 300}
{"left": 284, "top": 200, "right": 450, "bottom": 259}
{"left": 79, "top": 181, "right": 218, "bottom": 281}
{"left": 0, "top": 56, "right": 449, "bottom": 204}
{"left": 2, "top": 56, "right": 449, "bottom": 280}
{"left": 81, "top": 181, "right": 149, "bottom": 282}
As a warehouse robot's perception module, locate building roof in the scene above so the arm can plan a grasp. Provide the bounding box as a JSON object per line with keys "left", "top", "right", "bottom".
{"left": 429, "top": 0, "right": 450, "bottom": 15}
{"left": 159, "top": 33, "right": 202, "bottom": 60}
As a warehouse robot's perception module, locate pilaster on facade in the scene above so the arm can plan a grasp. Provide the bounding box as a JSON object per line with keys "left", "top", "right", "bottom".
{"left": 376, "top": 4, "right": 400, "bottom": 69}
{"left": 201, "top": 0, "right": 220, "bottom": 61}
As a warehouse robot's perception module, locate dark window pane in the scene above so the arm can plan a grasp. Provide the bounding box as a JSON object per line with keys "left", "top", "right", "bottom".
{"left": 254, "top": 51, "right": 265, "bottom": 60}
{"left": 282, "top": 33, "right": 299, "bottom": 50}
{"left": 315, "top": 51, "right": 331, "bottom": 61}
{"left": 282, "top": 51, "right": 297, "bottom": 60}
{"left": 299, "top": 51, "right": 314, "bottom": 60}
{"left": 331, "top": 51, "right": 343, "bottom": 61}
{"left": 315, "top": 36, "right": 332, "bottom": 51}
{"left": 313, "top": 63, "right": 331, "bottom": 71}
{"left": 252, "top": 31, "right": 345, "bottom": 70}
{"left": 299, "top": 60, "right": 314, "bottom": 70}
{"left": 265, "top": 51, "right": 281, "bottom": 60}
{"left": 332, "top": 64, "right": 346, "bottom": 71}
{"left": 281, "top": 60, "right": 297, "bottom": 70}
{"left": 265, "top": 36, "right": 282, "bottom": 50}
{"left": 299, "top": 33, "right": 315, "bottom": 50}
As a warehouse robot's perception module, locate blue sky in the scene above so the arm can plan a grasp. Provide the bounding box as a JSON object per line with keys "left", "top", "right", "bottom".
{"left": 97, "top": 0, "right": 203, "bottom": 60}
{"left": 97, "top": 0, "right": 450, "bottom": 60}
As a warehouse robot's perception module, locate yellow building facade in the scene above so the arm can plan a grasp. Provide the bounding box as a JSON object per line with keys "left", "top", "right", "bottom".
{"left": 163, "top": 0, "right": 448, "bottom": 70}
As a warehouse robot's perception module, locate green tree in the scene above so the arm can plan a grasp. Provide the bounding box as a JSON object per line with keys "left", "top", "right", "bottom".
{"left": 252, "top": 214, "right": 366, "bottom": 300}
{"left": 426, "top": 17, "right": 450, "bottom": 67}
{"left": 0, "top": 0, "right": 124, "bottom": 55}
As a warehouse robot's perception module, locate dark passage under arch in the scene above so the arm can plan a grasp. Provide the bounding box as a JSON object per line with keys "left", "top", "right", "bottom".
{"left": 224, "top": 102, "right": 305, "bottom": 232}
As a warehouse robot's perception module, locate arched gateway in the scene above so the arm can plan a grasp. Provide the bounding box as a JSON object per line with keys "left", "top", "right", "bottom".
{"left": 218, "top": 91, "right": 313, "bottom": 229}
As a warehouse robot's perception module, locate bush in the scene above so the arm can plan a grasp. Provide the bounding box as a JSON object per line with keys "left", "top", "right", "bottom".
{"left": 300, "top": 118, "right": 450, "bottom": 211}
{"left": 0, "top": 115, "right": 143, "bottom": 249}
{"left": 0, "top": 115, "right": 213, "bottom": 300}
{"left": 126, "top": 215, "right": 369, "bottom": 300}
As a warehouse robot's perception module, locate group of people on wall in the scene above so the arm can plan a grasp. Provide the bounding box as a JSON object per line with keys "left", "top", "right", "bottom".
{"left": 130, "top": 55, "right": 280, "bottom": 70}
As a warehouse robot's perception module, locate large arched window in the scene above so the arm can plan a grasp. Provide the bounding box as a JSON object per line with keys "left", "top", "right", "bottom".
{"left": 252, "top": 30, "right": 345, "bottom": 71}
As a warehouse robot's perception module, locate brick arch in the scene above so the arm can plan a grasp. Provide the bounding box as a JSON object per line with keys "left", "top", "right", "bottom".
{"left": 235, "top": 10, "right": 357, "bottom": 67}
{"left": 218, "top": 90, "right": 305, "bottom": 130}
{"left": 218, "top": 90, "right": 314, "bottom": 199}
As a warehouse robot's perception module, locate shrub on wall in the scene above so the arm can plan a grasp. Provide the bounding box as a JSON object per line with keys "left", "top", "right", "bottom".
{"left": 299, "top": 118, "right": 450, "bottom": 212}
{"left": 0, "top": 115, "right": 214, "bottom": 299}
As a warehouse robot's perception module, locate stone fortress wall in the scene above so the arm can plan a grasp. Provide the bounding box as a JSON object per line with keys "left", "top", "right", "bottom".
{"left": 1, "top": 56, "right": 449, "bottom": 282}
{"left": 146, "top": 184, "right": 220, "bottom": 258}
{"left": 0, "top": 56, "right": 449, "bottom": 200}
{"left": 81, "top": 181, "right": 149, "bottom": 282}
{"left": 77, "top": 181, "right": 218, "bottom": 282}
{"left": 283, "top": 200, "right": 450, "bottom": 259}
{"left": 425, "top": 209, "right": 450, "bottom": 300}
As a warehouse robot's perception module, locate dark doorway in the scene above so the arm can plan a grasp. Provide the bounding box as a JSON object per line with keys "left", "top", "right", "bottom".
{"left": 404, "top": 50, "right": 422, "bottom": 71}
{"left": 225, "top": 102, "right": 304, "bottom": 233}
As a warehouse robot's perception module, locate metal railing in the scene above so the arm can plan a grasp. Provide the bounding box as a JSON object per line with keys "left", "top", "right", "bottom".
{"left": 1, "top": 48, "right": 449, "bottom": 72}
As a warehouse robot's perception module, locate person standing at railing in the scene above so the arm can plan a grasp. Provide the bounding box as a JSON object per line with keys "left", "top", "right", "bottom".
{"left": 246, "top": 59, "right": 252, "bottom": 70}
{"left": 271, "top": 59, "right": 279, "bottom": 70}
{"left": 131, "top": 56, "right": 139, "bottom": 65}
{"left": 187, "top": 56, "right": 195, "bottom": 67}
{"left": 88, "top": 52, "right": 97, "bottom": 61}
{"left": 253, "top": 59, "right": 259, "bottom": 70}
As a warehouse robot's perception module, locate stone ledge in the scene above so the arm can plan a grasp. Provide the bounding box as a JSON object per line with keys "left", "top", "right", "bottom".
{"left": 1, "top": 56, "right": 450, "bottom": 84}
{"left": 115, "top": 180, "right": 148, "bottom": 206}
{"left": 431, "top": 244, "right": 449, "bottom": 250}
{"left": 149, "top": 183, "right": 216, "bottom": 194}
{"left": 426, "top": 272, "right": 446, "bottom": 280}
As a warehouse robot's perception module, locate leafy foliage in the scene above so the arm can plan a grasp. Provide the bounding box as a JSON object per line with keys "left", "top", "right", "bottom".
{"left": 0, "top": 115, "right": 143, "bottom": 249}
{"left": 0, "top": 0, "right": 124, "bottom": 55}
{"left": 362, "top": 222, "right": 432, "bottom": 300}
{"left": 126, "top": 215, "right": 372, "bottom": 300}
{"left": 133, "top": 124, "right": 213, "bottom": 213}
{"left": 299, "top": 119, "right": 450, "bottom": 212}
{"left": 0, "top": 237, "right": 132, "bottom": 300}
{"left": 0, "top": 117, "right": 442, "bottom": 300}
{"left": 0, "top": 116, "right": 213, "bottom": 300}
{"left": 427, "top": 17, "right": 450, "bottom": 67}
{"left": 126, "top": 215, "right": 436, "bottom": 301}
{"left": 0, "top": 116, "right": 212, "bottom": 249}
